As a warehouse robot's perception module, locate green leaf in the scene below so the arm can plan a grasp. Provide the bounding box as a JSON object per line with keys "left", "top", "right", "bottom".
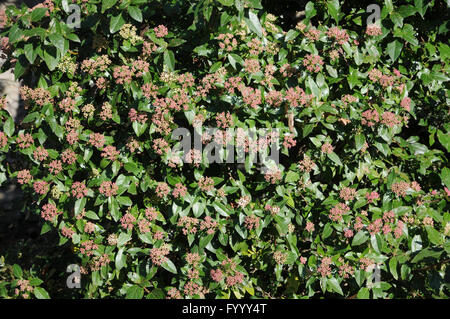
{"left": 327, "top": 277, "right": 343, "bottom": 295}
{"left": 30, "top": 7, "right": 48, "bottom": 22}
{"left": 357, "top": 287, "right": 370, "bottom": 299}
{"left": 4, "top": 116, "right": 15, "bottom": 137}
{"left": 284, "top": 29, "right": 299, "bottom": 42}
{"left": 8, "top": 25, "right": 23, "bottom": 43}
{"left": 355, "top": 133, "right": 365, "bottom": 151}
{"left": 110, "top": 13, "right": 125, "bottom": 34}
{"left": 440, "top": 167, "right": 450, "bottom": 188}
{"left": 117, "top": 232, "right": 132, "bottom": 247}
{"left": 115, "top": 248, "right": 126, "bottom": 271}
{"left": 161, "top": 259, "right": 177, "bottom": 274}
{"left": 411, "top": 234, "right": 422, "bottom": 252}
{"left": 102, "top": 0, "right": 118, "bottom": 12}
{"left": 126, "top": 285, "right": 144, "bottom": 299}
{"left": 48, "top": 34, "right": 65, "bottom": 55}
{"left": 305, "top": 1, "right": 317, "bottom": 20}
{"left": 109, "top": 197, "right": 120, "bottom": 222}
{"left": 34, "top": 287, "right": 50, "bottom": 299}
{"left": 43, "top": 48, "right": 59, "bottom": 71}
{"left": 327, "top": 152, "right": 342, "bottom": 166}
{"left": 307, "top": 77, "right": 320, "bottom": 99}
{"left": 199, "top": 234, "right": 214, "bottom": 250}
{"left": 426, "top": 226, "right": 443, "bottom": 245}
{"left": 322, "top": 223, "right": 333, "bottom": 239}
{"left": 386, "top": 40, "right": 403, "bottom": 62}
{"left": 411, "top": 248, "right": 443, "bottom": 263}
{"left": 326, "top": 65, "right": 338, "bottom": 78}
{"left": 163, "top": 50, "right": 175, "bottom": 72}
{"left": 127, "top": 6, "right": 143, "bottom": 22}
{"left": 246, "top": 11, "right": 263, "bottom": 38}
{"left": 218, "top": 0, "right": 234, "bottom": 6}
{"left": 389, "top": 257, "right": 398, "bottom": 280}
{"left": 393, "top": 24, "right": 418, "bottom": 46}
{"left": 29, "top": 278, "right": 43, "bottom": 286}
{"left": 117, "top": 196, "right": 132, "bottom": 206}
{"left": 397, "top": 5, "right": 416, "bottom": 18}
{"left": 437, "top": 130, "right": 450, "bottom": 152}
{"left": 352, "top": 230, "right": 368, "bottom": 246}
{"left": 13, "top": 264, "right": 23, "bottom": 278}
{"left": 74, "top": 197, "right": 86, "bottom": 216}
{"left": 213, "top": 202, "right": 230, "bottom": 217}
{"left": 228, "top": 53, "right": 243, "bottom": 69}
{"left": 14, "top": 55, "right": 28, "bottom": 79}
{"left": 148, "top": 288, "right": 165, "bottom": 299}
{"left": 285, "top": 171, "right": 300, "bottom": 183}
{"left": 327, "top": 0, "right": 340, "bottom": 23}
{"left": 24, "top": 43, "right": 37, "bottom": 64}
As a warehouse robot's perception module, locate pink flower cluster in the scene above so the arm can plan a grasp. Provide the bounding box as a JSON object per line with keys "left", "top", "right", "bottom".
{"left": 321, "top": 142, "right": 334, "bottom": 154}
{"left": 216, "top": 112, "right": 234, "bottom": 129}
{"left": 101, "top": 145, "right": 119, "bottom": 161}
{"left": 217, "top": 33, "right": 237, "bottom": 52}
{"left": 58, "top": 97, "right": 76, "bottom": 112}
{"left": 33, "top": 180, "right": 49, "bottom": 195}
{"left": 299, "top": 155, "right": 316, "bottom": 173}
{"left": 16, "top": 133, "right": 34, "bottom": 149}
{"left": 20, "top": 86, "right": 53, "bottom": 106}
{"left": 198, "top": 176, "right": 214, "bottom": 192}
{"left": 61, "top": 226, "right": 75, "bottom": 239}
{"left": 366, "top": 191, "right": 379, "bottom": 203}
{"left": 303, "top": 54, "right": 324, "bottom": 73}
{"left": 142, "top": 83, "right": 159, "bottom": 100}
{"left": 81, "top": 55, "right": 111, "bottom": 75}
{"left": 244, "top": 215, "right": 260, "bottom": 230}
{"left": 400, "top": 97, "right": 411, "bottom": 112}
{"left": 99, "top": 181, "right": 118, "bottom": 197}
{"left": 264, "top": 166, "right": 282, "bottom": 184}
{"left": 145, "top": 207, "right": 158, "bottom": 221}
{"left": 71, "top": 181, "right": 88, "bottom": 199}
{"left": 33, "top": 146, "right": 49, "bottom": 162}
{"left": 283, "top": 87, "right": 311, "bottom": 109}
{"left": 211, "top": 258, "right": 245, "bottom": 288}
{"left": 329, "top": 203, "right": 350, "bottom": 222}
{"left": 243, "top": 58, "right": 261, "bottom": 74}
{"left": 89, "top": 133, "right": 105, "bottom": 148}
{"left": 317, "top": 257, "right": 332, "bottom": 277}
{"left": 41, "top": 203, "right": 61, "bottom": 222}
{"left": 154, "top": 25, "right": 168, "bottom": 38}
{"left": 361, "top": 109, "right": 380, "bottom": 127}
{"left": 128, "top": 108, "right": 148, "bottom": 123}
{"left": 156, "top": 182, "right": 170, "bottom": 198}
{"left": 366, "top": 24, "right": 382, "bottom": 36}
{"left": 120, "top": 213, "right": 136, "bottom": 230}
{"left": 149, "top": 245, "right": 170, "bottom": 266}
{"left": 80, "top": 240, "right": 98, "bottom": 257}
{"left": 177, "top": 216, "right": 199, "bottom": 235}
{"left": 339, "top": 187, "right": 357, "bottom": 201}
{"left": 199, "top": 216, "right": 218, "bottom": 235}
{"left": 61, "top": 149, "right": 77, "bottom": 164}
{"left": 326, "top": 26, "right": 349, "bottom": 44}
{"left": 17, "top": 169, "right": 32, "bottom": 184}
{"left": 239, "top": 85, "right": 262, "bottom": 109}
{"left": 172, "top": 183, "right": 187, "bottom": 199}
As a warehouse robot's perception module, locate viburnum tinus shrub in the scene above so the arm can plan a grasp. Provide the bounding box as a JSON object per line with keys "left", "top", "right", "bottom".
{"left": 0, "top": 0, "right": 449, "bottom": 298}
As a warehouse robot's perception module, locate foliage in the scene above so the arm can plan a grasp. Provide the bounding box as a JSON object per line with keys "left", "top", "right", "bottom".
{"left": 0, "top": 0, "right": 448, "bottom": 298}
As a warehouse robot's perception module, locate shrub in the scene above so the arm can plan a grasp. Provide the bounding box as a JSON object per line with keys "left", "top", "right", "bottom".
{"left": 0, "top": 0, "right": 448, "bottom": 299}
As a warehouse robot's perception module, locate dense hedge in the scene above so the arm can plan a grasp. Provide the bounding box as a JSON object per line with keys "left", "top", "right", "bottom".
{"left": 0, "top": 0, "right": 449, "bottom": 299}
